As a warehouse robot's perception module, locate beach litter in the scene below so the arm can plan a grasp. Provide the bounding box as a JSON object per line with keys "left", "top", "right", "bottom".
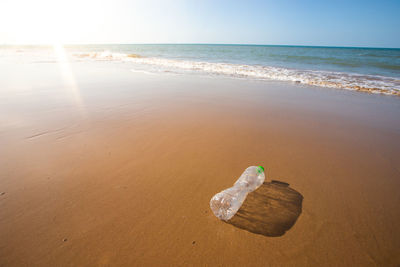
{"left": 210, "top": 166, "right": 265, "bottom": 221}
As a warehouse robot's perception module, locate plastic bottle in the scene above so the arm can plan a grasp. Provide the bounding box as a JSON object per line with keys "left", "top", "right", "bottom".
{"left": 210, "top": 166, "right": 265, "bottom": 221}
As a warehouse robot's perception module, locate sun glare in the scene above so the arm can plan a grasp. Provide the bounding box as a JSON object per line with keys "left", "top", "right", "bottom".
{"left": 53, "top": 43, "right": 85, "bottom": 115}
{"left": 2, "top": 0, "right": 107, "bottom": 44}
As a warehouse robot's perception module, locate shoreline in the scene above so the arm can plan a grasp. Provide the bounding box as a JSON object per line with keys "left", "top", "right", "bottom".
{"left": 75, "top": 52, "right": 400, "bottom": 97}
{"left": 2, "top": 44, "right": 400, "bottom": 97}
{"left": 1, "top": 62, "right": 400, "bottom": 266}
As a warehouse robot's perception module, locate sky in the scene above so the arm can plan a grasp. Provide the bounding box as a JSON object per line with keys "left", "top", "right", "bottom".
{"left": 0, "top": 0, "right": 399, "bottom": 47}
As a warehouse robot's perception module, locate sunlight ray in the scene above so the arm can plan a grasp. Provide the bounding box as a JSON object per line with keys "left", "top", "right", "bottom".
{"left": 53, "top": 43, "right": 86, "bottom": 116}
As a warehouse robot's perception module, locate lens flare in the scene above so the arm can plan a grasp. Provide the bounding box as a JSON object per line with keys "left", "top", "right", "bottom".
{"left": 53, "top": 43, "right": 86, "bottom": 116}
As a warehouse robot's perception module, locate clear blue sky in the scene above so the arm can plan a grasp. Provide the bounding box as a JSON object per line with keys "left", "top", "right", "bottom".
{"left": 1, "top": 0, "right": 399, "bottom": 47}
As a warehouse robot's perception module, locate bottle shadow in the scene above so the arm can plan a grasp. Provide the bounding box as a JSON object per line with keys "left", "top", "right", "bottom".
{"left": 226, "top": 180, "right": 303, "bottom": 237}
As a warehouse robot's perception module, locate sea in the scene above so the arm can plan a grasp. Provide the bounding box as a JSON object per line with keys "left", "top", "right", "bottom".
{"left": 1, "top": 44, "right": 400, "bottom": 96}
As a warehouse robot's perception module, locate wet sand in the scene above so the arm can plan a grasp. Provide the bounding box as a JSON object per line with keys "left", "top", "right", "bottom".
{"left": 1, "top": 61, "right": 400, "bottom": 266}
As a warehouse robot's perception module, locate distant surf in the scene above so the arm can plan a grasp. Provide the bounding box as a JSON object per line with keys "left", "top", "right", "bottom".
{"left": 2, "top": 44, "right": 400, "bottom": 96}
{"left": 75, "top": 49, "right": 400, "bottom": 96}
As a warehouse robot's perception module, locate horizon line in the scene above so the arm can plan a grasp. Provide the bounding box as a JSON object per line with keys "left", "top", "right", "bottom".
{"left": 1, "top": 42, "right": 399, "bottom": 49}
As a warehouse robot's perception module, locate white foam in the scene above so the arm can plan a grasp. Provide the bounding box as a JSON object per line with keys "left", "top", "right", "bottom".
{"left": 74, "top": 51, "right": 400, "bottom": 96}
{"left": 130, "top": 69, "right": 157, "bottom": 75}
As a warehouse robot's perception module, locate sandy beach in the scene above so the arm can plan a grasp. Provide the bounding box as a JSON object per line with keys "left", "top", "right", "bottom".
{"left": 1, "top": 59, "right": 400, "bottom": 266}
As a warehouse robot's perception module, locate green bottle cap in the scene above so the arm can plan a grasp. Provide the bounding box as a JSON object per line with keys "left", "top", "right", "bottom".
{"left": 257, "top": 166, "right": 265, "bottom": 173}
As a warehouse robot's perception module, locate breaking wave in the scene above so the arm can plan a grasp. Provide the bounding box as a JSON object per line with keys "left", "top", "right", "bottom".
{"left": 75, "top": 51, "right": 400, "bottom": 96}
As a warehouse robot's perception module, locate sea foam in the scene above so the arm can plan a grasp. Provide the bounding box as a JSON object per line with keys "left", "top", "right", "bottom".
{"left": 75, "top": 51, "right": 400, "bottom": 96}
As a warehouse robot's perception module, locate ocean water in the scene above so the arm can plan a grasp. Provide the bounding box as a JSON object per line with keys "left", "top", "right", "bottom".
{"left": 2, "top": 44, "right": 400, "bottom": 96}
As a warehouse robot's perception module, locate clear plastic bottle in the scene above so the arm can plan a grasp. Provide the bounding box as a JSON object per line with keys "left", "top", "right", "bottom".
{"left": 210, "top": 166, "right": 265, "bottom": 221}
